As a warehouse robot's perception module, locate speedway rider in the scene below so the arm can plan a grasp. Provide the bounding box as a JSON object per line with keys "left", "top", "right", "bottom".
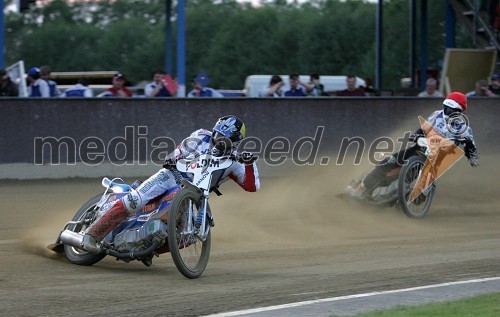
{"left": 346, "top": 91, "right": 479, "bottom": 198}
{"left": 82, "top": 115, "right": 260, "bottom": 253}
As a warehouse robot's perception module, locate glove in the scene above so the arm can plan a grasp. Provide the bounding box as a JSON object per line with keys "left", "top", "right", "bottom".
{"left": 409, "top": 133, "right": 421, "bottom": 142}
{"left": 236, "top": 152, "right": 258, "bottom": 165}
{"left": 466, "top": 148, "right": 479, "bottom": 167}
{"left": 212, "top": 141, "right": 230, "bottom": 157}
{"left": 468, "top": 156, "right": 479, "bottom": 167}
{"left": 162, "top": 154, "right": 177, "bottom": 169}
{"left": 409, "top": 129, "right": 424, "bottom": 142}
{"left": 463, "top": 137, "right": 479, "bottom": 167}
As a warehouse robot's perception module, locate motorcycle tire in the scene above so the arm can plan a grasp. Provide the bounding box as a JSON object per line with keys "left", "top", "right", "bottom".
{"left": 398, "top": 156, "right": 435, "bottom": 219}
{"left": 167, "top": 187, "right": 211, "bottom": 279}
{"left": 63, "top": 194, "right": 106, "bottom": 266}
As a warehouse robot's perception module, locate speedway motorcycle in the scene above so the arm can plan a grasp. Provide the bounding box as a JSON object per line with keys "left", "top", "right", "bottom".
{"left": 48, "top": 153, "right": 235, "bottom": 279}
{"left": 341, "top": 134, "right": 463, "bottom": 219}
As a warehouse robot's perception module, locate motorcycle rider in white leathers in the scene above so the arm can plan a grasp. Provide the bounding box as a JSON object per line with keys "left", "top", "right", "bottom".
{"left": 82, "top": 115, "right": 260, "bottom": 253}
{"left": 347, "top": 91, "right": 479, "bottom": 198}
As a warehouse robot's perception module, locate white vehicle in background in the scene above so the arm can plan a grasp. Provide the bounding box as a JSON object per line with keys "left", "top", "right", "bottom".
{"left": 243, "top": 74, "right": 366, "bottom": 97}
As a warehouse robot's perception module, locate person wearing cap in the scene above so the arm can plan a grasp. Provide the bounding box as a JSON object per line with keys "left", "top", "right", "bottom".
{"left": 187, "top": 71, "right": 224, "bottom": 98}
{"left": 97, "top": 72, "right": 133, "bottom": 97}
{"left": 27, "top": 67, "right": 50, "bottom": 97}
{"left": 466, "top": 79, "right": 496, "bottom": 97}
{"left": 346, "top": 91, "right": 479, "bottom": 199}
{"left": 489, "top": 73, "right": 500, "bottom": 96}
{"left": 40, "top": 65, "right": 61, "bottom": 97}
{"left": 0, "top": 68, "right": 19, "bottom": 97}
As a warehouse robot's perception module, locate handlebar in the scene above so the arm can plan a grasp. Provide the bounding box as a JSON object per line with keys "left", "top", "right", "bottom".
{"left": 410, "top": 133, "right": 469, "bottom": 145}
{"left": 409, "top": 133, "right": 424, "bottom": 142}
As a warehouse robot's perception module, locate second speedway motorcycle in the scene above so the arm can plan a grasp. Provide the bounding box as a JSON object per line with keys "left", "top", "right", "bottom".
{"left": 340, "top": 134, "right": 461, "bottom": 219}
{"left": 48, "top": 153, "right": 234, "bottom": 279}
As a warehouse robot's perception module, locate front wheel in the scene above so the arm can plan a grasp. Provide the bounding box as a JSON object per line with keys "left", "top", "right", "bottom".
{"left": 63, "top": 194, "right": 106, "bottom": 265}
{"left": 398, "top": 156, "right": 435, "bottom": 219}
{"left": 167, "top": 188, "right": 211, "bottom": 279}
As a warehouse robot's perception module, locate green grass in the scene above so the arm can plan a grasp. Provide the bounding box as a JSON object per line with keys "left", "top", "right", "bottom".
{"left": 347, "top": 292, "right": 500, "bottom": 317}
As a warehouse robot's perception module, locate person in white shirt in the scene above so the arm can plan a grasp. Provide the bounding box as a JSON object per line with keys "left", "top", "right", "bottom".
{"left": 259, "top": 75, "right": 284, "bottom": 97}
{"left": 418, "top": 78, "right": 443, "bottom": 97}
{"left": 145, "top": 70, "right": 173, "bottom": 97}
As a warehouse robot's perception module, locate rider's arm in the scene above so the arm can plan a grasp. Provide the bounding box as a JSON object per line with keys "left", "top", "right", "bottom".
{"left": 228, "top": 162, "right": 260, "bottom": 192}
{"left": 462, "top": 127, "right": 479, "bottom": 167}
{"left": 163, "top": 129, "right": 211, "bottom": 167}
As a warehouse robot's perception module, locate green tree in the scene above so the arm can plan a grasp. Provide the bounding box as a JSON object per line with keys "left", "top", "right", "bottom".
{"left": 4, "top": 0, "right": 474, "bottom": 90}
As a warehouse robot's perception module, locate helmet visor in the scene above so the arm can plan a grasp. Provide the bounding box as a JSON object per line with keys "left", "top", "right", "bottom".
{"left": 444, "top": 105, "right": 462, "bottom": 116}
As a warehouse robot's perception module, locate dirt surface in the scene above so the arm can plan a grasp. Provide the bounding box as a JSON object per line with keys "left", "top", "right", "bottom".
{"left": 1, "top": 156, "right": 499, "bottom": 317}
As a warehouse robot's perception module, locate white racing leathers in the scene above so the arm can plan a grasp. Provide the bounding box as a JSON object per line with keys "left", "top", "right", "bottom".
{"left": 426, "top": 110, "right": 474, "bottom": 141}
{"left": 123, "top": 129, "right": 260, "bottom": 213}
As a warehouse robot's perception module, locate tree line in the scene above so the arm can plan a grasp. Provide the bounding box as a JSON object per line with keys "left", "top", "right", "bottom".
{"left": 4, "top": 0, "right": 473, "bottom": 90}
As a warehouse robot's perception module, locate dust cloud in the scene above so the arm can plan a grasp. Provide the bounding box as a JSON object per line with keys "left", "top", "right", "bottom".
{"left": 211, "top": 152, "right": 499, "bottom": 252}
{"left": 14, "top": 150, "right": 498, "bottom": 258}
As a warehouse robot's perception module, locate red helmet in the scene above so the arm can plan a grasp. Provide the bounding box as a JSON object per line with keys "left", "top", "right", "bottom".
{"left": 443, "top": 92, "right": 467, "bottom": 112}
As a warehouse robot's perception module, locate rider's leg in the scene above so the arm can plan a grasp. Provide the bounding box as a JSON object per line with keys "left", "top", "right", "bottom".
{"left": 361, "top": 145, "right": 420, "bottom": 192}
{"left": 82, "top": 169, "right": 177, "bottom": 253}
{"left": 82, "top": 199, "right": 129, "bottom": 253}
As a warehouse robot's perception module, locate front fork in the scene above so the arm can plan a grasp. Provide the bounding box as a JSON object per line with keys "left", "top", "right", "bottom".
{"left": 415, "top": 164, "right": 436, "bottom": 196}
{"left": 195, "top": 197, "right": 210, "bottom": 241}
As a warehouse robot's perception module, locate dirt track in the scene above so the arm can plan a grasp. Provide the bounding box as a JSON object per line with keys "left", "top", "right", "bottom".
{"left": 1, "top": 156, "right": 499, "bottom": 316}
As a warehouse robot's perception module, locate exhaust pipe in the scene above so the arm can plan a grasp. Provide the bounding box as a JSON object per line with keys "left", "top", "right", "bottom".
{"left": 60, "top": 230, "right": 85, "bottom": 249}
{"left": 60, "top": 230, "right": 161, "bottom": 259}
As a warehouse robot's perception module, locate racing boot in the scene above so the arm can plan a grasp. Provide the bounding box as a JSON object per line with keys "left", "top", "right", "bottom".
{"left": 345, "top": 179, "right": 366, "bottom": 199}
{"left": 82, "top": 199, "right": 129, "bottom": 254}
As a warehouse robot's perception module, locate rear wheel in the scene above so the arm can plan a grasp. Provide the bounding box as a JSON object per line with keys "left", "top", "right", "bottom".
{"left": 63, "top": 195, "right": 106, "bottom": 265}
{"left": 398, "top": 156, "right": 435, "bottom": 219}
{"left": 168, "top": 188, "right": 211, "bottom": 279}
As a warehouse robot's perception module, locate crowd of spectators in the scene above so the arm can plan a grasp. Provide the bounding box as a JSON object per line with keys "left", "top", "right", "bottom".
{"left": 0, "top": 65, "right": 498, "bottom": 99}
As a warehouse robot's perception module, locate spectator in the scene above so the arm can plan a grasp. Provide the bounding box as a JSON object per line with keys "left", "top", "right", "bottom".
{"left": 418, "top": 78, "right": 443, "bottom": 97}
{"left": 489, "top": 73, "right": 500, "bottom": 95}
{"left": 40, "top": 65, "right": 61, "bottom": 97}
{"left": 145, "top": 70, "right": 173, "bottom": 97}
{"left": 284, "top": 74, "right": 311, "bottom": 97}
{"left": 97, "top": 72, "right": 133, "bottom": 97}
{"left": 27, "top": 67, "right": 50, "bottom": 97}
{"left": 336, "top": 75, "right": 365, "bottom": 96}
{"left": 0, "top": 68, "right": 19, "bottom": 97}
{"left": 466, "top": 79, "right": 496, "bottom": 97}
{"left": 259, "top": 75, "right": 284, "bottom": 97}
{"left": 60, "top": 78, "right": 93, "bottom": 97}
{"left": 308, "top": 73, "right": 327, "bottom": 97}
{"left": 187, "top": 71, "right": 224, "bottom": 97}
